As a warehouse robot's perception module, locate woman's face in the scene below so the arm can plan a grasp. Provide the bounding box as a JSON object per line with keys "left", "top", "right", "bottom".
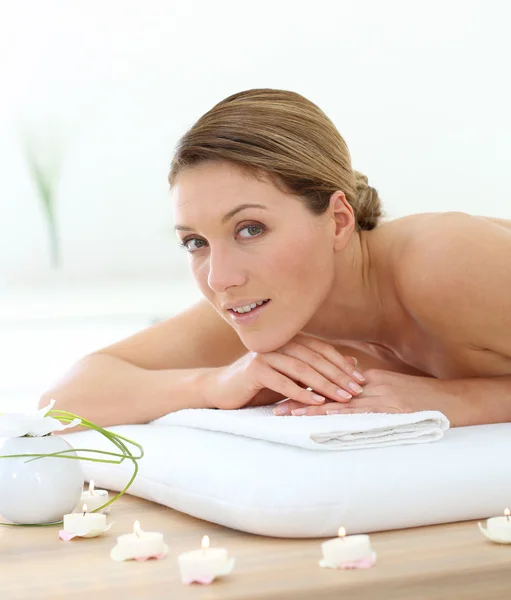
{"left": 172, "top": 161, "right": 337, "bottom": 352}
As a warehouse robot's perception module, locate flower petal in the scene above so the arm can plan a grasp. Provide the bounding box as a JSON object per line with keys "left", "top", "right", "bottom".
{"left": 0, "top": 405, "right": 81, "bottom": 438}
{"left": 0, "top": 414, "right": 39, "bottom": 437}
{"left": 182, "top": 575, "right": 215, "bottom": 585}
{"left": 35, "top": 399, "right": 56, "bottom": 419}
{"left": 58, "top": 530, "right": 77, "bottom": 541}
{"left": 27, "top": 416, "right": 82, "bottom": 436}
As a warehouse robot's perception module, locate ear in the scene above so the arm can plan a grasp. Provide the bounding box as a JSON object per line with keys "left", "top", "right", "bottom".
{"left": 329, "top": 191, "right": 355, "bottom": 250}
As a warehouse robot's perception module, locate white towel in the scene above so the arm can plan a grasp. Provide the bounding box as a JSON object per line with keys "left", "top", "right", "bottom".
{"left": 152, "top": 406, "right": 450, "bottom": 451}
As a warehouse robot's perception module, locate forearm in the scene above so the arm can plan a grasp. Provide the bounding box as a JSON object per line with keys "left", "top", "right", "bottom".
{"left": 440, "top": 375, "right": 511, "bottom": 426}
{"left": 39, "top": 353, "right": 215, "bottom": 428}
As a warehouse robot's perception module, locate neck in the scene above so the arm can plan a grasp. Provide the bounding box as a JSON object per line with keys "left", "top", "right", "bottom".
{"left": 303, "top": 229, "right": 406, "bottom": 345}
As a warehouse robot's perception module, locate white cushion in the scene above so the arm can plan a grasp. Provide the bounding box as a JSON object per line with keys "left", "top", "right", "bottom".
{"left": 63, "top": 422, "right": 511, "bottom": 538}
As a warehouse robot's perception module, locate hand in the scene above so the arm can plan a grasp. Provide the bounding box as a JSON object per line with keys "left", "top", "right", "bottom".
{"left": 205, "top": 332, "right": 367, "bottom": 410}
{"left": 273, "top": 369, "right": 458, "bottom": 420}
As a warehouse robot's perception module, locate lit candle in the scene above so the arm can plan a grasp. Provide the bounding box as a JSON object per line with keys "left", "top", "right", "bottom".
{"left": 178, "top": 535, "right": 235, "bottom": 584}
{"left": 110, "top": 520, "right": 168, "bottom": 561}
{"left": 478, "top": 508, "right": 511, "bottom": 544}
{"left": 319, "top": 527, "right": 376, "bottom": 569}
{"left": 74, "top": 480, "right": 110, "bottom": 513}
{"left": 59, "top": 504, "right": 109, "bottom": 540}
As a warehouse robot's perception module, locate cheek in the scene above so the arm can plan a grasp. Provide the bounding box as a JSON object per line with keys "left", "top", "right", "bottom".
{"left": 271, "top": 235, "right": 330, "bottom": 284}
{"left": 191, "top": 261, "right": 211, "bottom": 296}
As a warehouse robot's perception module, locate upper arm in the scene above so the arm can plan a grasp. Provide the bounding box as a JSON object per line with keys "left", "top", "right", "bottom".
{"left": 399, "top": 213, "right": 511, "bottom": 356}
{"left": 93, "top": 298, "right": 248, "bottom": 370}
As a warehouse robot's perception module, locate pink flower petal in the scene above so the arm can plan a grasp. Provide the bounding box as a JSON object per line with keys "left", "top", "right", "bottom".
{"left": 338, "top": 553, "right": 376, "bottom": 570}
{"left": 182, "top": 575, "right": 215, "bottom": 585}
{"left": 58, "top": 530, "right": 77, "bottom": 541}
{"left": 131, "top": 553, "right": 166, "bottom": 562}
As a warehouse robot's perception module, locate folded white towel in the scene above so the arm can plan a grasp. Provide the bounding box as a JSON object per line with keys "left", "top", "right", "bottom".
{"left": 152, "top": 406, "right": 450, "bottom": 451}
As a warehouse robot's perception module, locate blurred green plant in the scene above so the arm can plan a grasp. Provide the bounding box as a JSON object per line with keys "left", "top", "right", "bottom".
{"left": 22, "top": 131, "right": 63, "bottom": 269}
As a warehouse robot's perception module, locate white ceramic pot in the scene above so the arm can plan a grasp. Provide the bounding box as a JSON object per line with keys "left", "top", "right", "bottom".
{"left": 0, "top": 435, "right": 84, "bottom": 524}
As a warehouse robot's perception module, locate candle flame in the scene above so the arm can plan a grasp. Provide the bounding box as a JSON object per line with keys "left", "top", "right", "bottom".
{"left": 337, "top": 527, "right": 346, "bottom": 538}
{"left": 133, "top": 520, "right": 141, "bottom": 534}
{"left": 505, "top": 508, "right": 510, "bottom": 517}
{"left": 201, "top": 535, "right": 210, "bottom": 550}
{"left": 82, "top": 504, "right": 88, "bottom": 514}
{"left": 89, "top": 480, "right": 95, "bottom": 495}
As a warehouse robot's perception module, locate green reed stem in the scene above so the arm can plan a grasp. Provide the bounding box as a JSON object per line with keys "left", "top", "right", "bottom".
{"left": 0, "top": 409, "right": 144, "bottom": 526}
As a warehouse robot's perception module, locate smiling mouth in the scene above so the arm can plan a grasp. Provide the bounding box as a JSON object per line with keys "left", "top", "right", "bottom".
{"left": 228, "top": 299, "right": 270, "bottom": 315}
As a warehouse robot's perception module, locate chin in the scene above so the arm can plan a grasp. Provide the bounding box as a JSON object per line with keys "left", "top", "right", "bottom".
{"left": 239, "top": 330, "right": 298, "bottom": 354}
{"left": 242, "top": 339, "right": 279, "bottom": 354}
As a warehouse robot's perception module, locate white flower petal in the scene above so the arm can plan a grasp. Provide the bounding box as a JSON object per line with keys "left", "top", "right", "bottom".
{"left": 23, "top": 417, "right": 82, "bottom": 437}
{"left": 35, "top": 399, "right": 56, "bottom": 419}
{"left": 0, "top": 415, "right": 31, "bottom": 438}
{"left": 0, "top": 403, "right": 81, "bottom": 438}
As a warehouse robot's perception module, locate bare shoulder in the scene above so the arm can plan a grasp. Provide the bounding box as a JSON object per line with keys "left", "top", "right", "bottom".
{"left": 93, "top": 298, "right": 247, "bottom": 370}
{"left": 382, "top": 210, "right": 511, "bottom": 252}
{"left": 395, "top": 210, "right": 511, "bottom": 277}
{"left": 391, "top": 211, "right": 511, "bottom": 331}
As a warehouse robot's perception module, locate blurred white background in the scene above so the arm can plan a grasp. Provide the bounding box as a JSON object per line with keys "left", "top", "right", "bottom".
{"left": 1, "top": 0, "right": 510, "bottom": 411}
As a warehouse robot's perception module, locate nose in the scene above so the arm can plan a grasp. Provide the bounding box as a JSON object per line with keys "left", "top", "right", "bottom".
{"left": 207, "top": 245, "right": 247, "bottom": 292}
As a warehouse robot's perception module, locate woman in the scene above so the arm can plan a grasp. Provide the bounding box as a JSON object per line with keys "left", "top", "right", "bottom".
{"left": 42, "top": 88, "right": 511, "bottom": 428}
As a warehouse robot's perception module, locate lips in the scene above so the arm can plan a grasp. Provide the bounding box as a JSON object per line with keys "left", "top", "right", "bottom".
{"left": 231, "top": 300, "right": 269, "bottom": 313}
{"left": 226, "top": 299, "right": 270, "bottom": 312}
{"left": 227, "top": 299, "right": 271, "bottom": 323}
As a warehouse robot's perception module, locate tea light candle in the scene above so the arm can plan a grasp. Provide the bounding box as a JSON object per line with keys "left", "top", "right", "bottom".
{"left": 319, "top": 527, "right": 376, "bottom": 569}
{"left": 59, "top": 504, "right": 109, "bottom": 540}
{"left": 110, "top": 520, "right": 168, "bottom": 561}
{"left": 478, "top": 508, "right": 511, "bottom": 544}
{"left": 178, "top": 535, "right": 235, "bottom": 584}
{"left": 75, "top": 480, "right": 109, "bottom": 513}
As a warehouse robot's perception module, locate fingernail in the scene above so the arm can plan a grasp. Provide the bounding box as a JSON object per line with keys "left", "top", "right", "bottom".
{"left": 326, "top": 409, "right": 342, "bottom": 415}
{"left": 353, "top": 370, "right": 366, "bottom": 382}
{"left": 291, "top": 408, "right": 308, "bottom": 416}
{"left": 273, "top": 406, "right": 290, "bottom": 416}
{"left": 349, "top": 381, "right": 364, "bottom": 394}
{"left": 312, "top": 394, "right": 325, "bottom": 403}
{"left": 350, "top": 356, "right": 358, "bottom": 366}
{"left": 337, "top": 388, "right": 352, "bottom": 399}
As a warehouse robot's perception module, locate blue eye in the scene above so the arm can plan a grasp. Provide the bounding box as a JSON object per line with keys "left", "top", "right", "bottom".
{"left": 236, "top": 224, "right": 266, "bottom": 238}
{"left": 179, "top": 223, "right": 266, "bottom": 253}
{"left": 179, "top": 238, "right": 207, "bottom": 253}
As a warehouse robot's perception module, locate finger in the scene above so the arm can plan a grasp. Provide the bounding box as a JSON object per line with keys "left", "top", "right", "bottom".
{"left": 298, "top": 339, "right": 365, "bottom": 385}
{"left": 273, "top": 401, "right": 341, "bottom": 416}
{"left": 325, "top": 406, "right": 401, "bottom": 415}
{"left": 290, "top": 406, "right": 377, "bottom": 416}
{"left": 272, "top": 346, "right": 364, "bottom": 401}
{"left": 264, "top": 352, "right": 361, "bottom": 404}
{"left": 325, "top": 407, "right": 375, "bottom": 415}
{"left": 273, "top": 400, "right": 400, "bottom": 416}
{"left": 257, "top": 365, "right": 328, "bottom": 406}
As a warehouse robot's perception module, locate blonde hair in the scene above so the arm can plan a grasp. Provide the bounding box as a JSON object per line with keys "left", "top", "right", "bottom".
{"left": 168, "top": 88, "right": 383, "bottom": 231}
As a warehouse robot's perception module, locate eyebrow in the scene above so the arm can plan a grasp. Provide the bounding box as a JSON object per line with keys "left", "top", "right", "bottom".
{"left": 174, "top": 203, "right": 268, "bottom": 232}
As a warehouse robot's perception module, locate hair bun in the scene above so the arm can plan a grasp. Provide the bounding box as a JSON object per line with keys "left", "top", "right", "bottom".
{"left": 352, "top": 170, "right": 383, "bottom": 231}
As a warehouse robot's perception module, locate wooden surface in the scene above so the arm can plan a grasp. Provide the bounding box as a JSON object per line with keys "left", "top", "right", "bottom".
{"left": 2, "top": 493, "right": 511, "bottom": 600}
